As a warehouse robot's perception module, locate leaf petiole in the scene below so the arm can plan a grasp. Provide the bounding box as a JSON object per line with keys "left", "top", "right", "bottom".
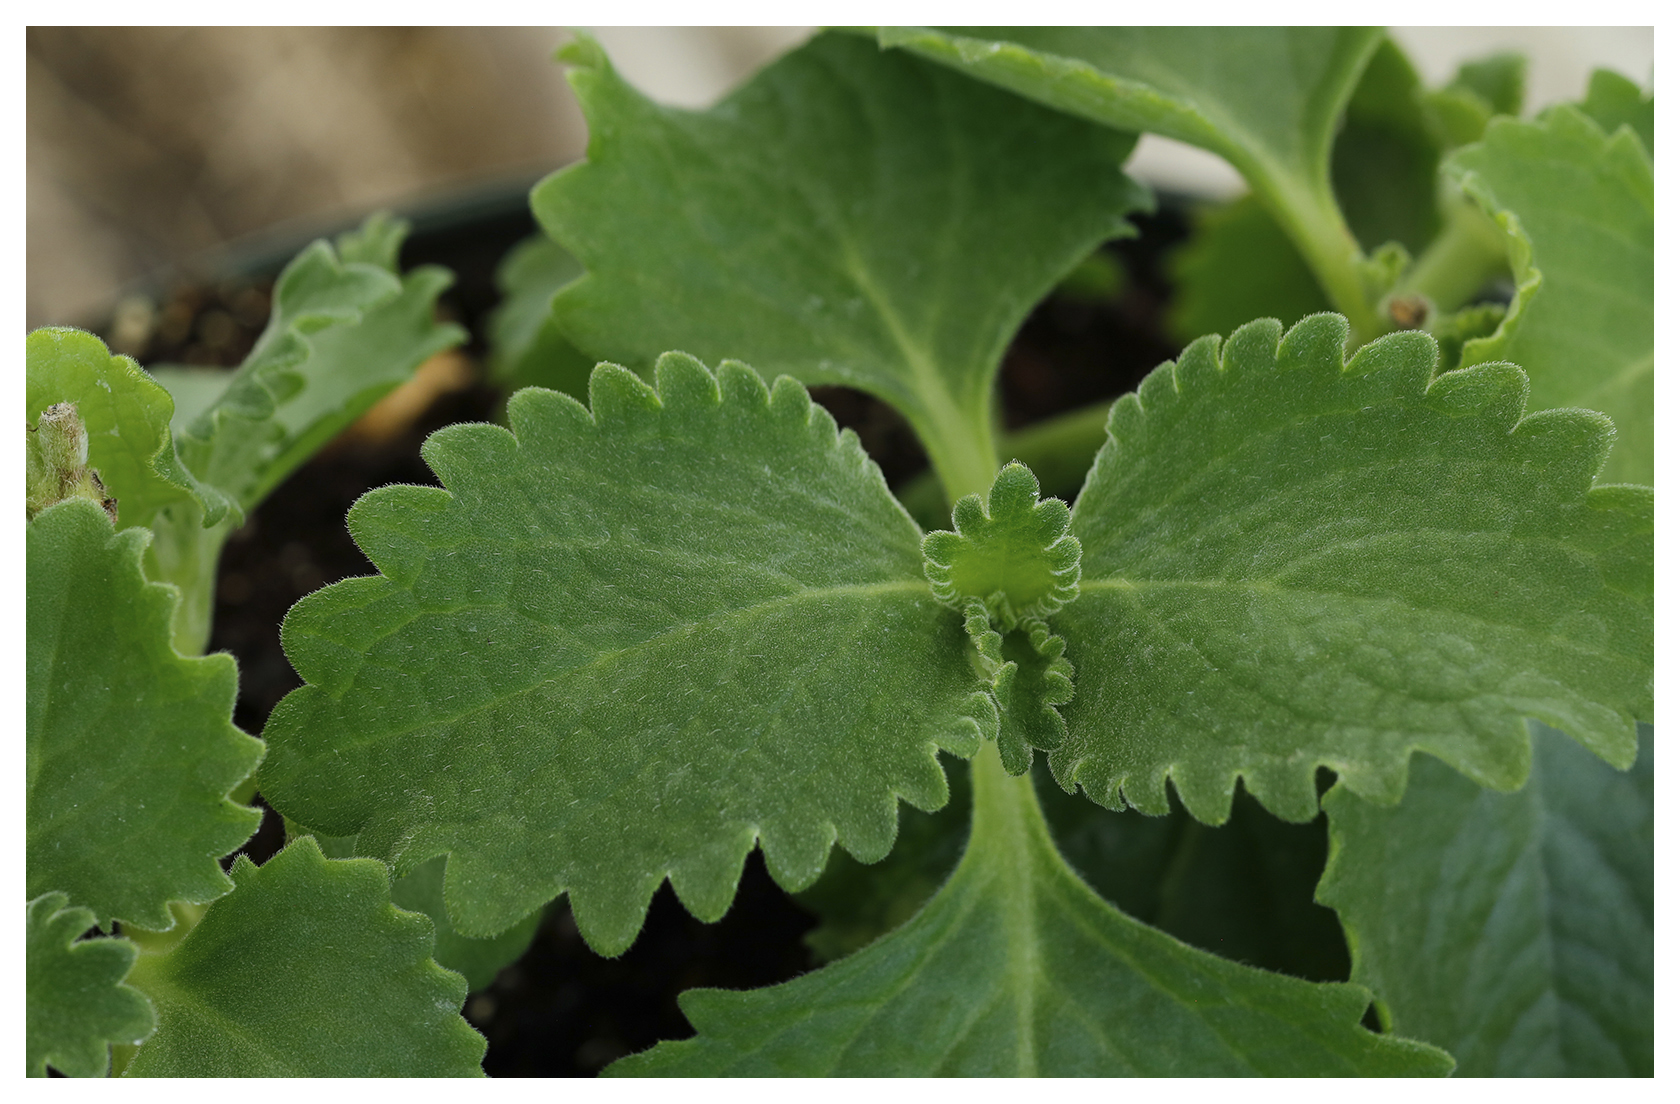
{"left": 1391, "top": 195, "right": 1508, "bottom": 318}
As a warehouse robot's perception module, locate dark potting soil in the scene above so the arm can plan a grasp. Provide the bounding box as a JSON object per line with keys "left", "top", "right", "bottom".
{"left": 91, "top": 196, "right": 1345, "bottom": 1075}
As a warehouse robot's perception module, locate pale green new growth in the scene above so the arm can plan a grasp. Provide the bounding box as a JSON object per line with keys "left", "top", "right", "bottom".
{"left": 923, "top": 462, "right": 1081, "bottom": 630}
{"left": 26, "top": 402, "right": 115, "bottom": 521}
{"left": 924, "top": 462, "right": 1078, "bottom": 774}
{"left": 26, "top": 328, "right": 225, "bottom": 528}
{"left": 1447, "top": 105, "right": 1653, "bottom": 484}
{"left": 609, "top": 743, "right": 1453, "bottom": 1077}
{"left": 123, "top": 838, "right": 484, "bottom": 1076}
{"left": 260, "top": 354, "right": 993, "bottom": 954}
{"left": 27, "top": 894, "right": 155, "bottom": 1077}
{"left": 27, "top": 499, "right": 263, "bottom": 929}
{"left": 1056, "top": 313, "right": 1650, "bottom": 824}
{"left": 1319, "top": 724, "right": 1651, "bottom": 1075}
{"left": 534, "top": 31, "right": 1149, "bottom": 498}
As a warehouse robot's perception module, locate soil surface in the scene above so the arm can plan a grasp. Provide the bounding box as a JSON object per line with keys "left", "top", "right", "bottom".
{"left": 94, "top": 198, "right": 1311, "bottom": 1076}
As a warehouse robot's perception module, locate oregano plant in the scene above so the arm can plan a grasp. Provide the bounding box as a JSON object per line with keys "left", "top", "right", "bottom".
{"left": 27, "top": 26, "right": 1650, "bottom": 1077}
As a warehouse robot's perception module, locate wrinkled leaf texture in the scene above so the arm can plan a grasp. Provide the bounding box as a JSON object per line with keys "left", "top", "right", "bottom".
{"left": 260, "top": 354, "right": 995, "bottom": 954}
{"left": 1055, "top": 313, "right": 1650, "bottom": 824}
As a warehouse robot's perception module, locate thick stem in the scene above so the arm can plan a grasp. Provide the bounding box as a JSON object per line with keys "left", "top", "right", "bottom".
{"left": 1261, "top": 174, "right": 1385, "bottom": 346}
{"left": 960, "top": 737, "right": 1055, "bottom": 1076}
{"left": 901, "top": 398, "right": 1110, "bottom": 525}
{"left": 914, "top": 393, "right": 1001, "bottom": 506}
{"left": 144, "top": 507, "right": 233, "bottom": 657}
{"left": 1393, "top": 197, "right": 1508, "bottom": 315}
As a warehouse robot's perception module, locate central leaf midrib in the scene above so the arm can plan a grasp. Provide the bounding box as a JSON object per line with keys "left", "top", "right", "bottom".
{"left": 835, "top": 239, "right": 975, "bottom": 439}
{"left": 311, "top": 578, "right": 933, "bottom": 752}
{"left": 1076, "top": 576, "right": 1639, "bottom": 664}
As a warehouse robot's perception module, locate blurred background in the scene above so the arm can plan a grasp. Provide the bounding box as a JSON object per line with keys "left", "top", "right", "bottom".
{"left": 27, "top": 26, "right": 1652, "bottom": 330}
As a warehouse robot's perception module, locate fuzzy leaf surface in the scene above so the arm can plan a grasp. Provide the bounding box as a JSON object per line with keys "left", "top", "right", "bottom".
{"left": 1319, "top": 723, "right": 1651, "bottom": 1075}
{"left": 880, "top": 27, "right": 1378, "bottom": 198}
{"left": 26, "top": 329, "right": 224, "bottom": 528}
{"left": 534, "top": 31, "right": 1146, "bottom": 482}
{"left": 487, "top": 232, "right": 593, "bottom": 399}
{"left": 175, "top": 216, "right": 465, "bottom": 513}
{"left": 123, "top": 838, "right": 484, "bottom": 1076}
{"left": 288, "top": 826, "right": 544, "bottom": 992}
{"left": 389, "top": 856, "right": 547, "bottom": 992}
{"left": 27, "top": 894, "right": 155, "bottom": 1077}
{"left": 613, "top": 745, "right": 1450, "bottom": 1077}
{"left": 260, "top": 355, "right": 992, "bottom": 954}
{"left": 27, "top": 500, "right": 263, "bottom": 929}
{"left": 1055, "top": 314, "right": 1651, "bottom": 824}
{"left": 1447, "top": 106, "right": 1653, "bottom": 484}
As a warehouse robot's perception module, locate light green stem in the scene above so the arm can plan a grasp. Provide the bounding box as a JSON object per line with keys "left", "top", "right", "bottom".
{"left": 144, "top": 507, "right": 234, "bottom": 657}
{"left": 962, "top": 735, "right": 1056, "bottom": 1074}
{"left": 900, "top": 399, "right": 1110, "bottom": 525}
{"left": 914, "top": 395, "right": 1001, "bottom": 506}
{"left": 1393, "top": 197, "right": 1508, "bottom": 314}
{"left": 1259, "top": 172, "right": 1385, "bottom": 346}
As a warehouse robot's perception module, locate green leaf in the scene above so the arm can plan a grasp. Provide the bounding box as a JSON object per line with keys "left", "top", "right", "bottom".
{"left": 487, "top": 233, "right": 593, "bottom": 399}
{"left": 1054, "top": 313, "right": 1651, "bottom": 825}
{"left": 260, "top": 354, "right": 995, "bottom": 954}
{"left": 1577, "top": 69, "right": 1653, "bottom": 154}
{"left": 143, "top": 365, "right": 239, "bottom": 437}
{"left": 122, "top": 838, "right": 485, "bottom": 1076}
{"left": 27, "top": 893, "right": 155, "bottom": 1077}
{"left": 388, "top": 856, "right": 547, "bottom": 992}
{"left": 611, "top": 744, "right": 1452, "bottom": 1077}
{"left": 27, "top": 499, "right": 264, "bottom": 930}
{"left": 879, "top": 26, "right": 1386, "bottom": 339}
{"left": 534, "top": 31, "right": 1148, "bottom": 495}
{"left": 283, "top": 821, "right": 543, "bottom": 991}
{"left": 1330, "top": 36, "right": 1441, "bottom": 255}
{"left": 990, "top": 621, "right": 1075, "bottom": 774}
{"left": 1319, "top": 723, "right": 1651, "bottom": 1075}
{"left": 1446, "top": 106, "right": 1653, "bottom": 484}
{"left": 794, "top": 758, "right": 972, "bottom": 964}
{"left": 1168, "top": 196, "right": 1330, "bottom": 347}
{"left": 26, "top": 328, "right": 226, "bottom": 529}
{"left": 175, "top": 215, "right": 466, "bottom": 514}
{"left": 1451, "top": 52, "right": 1527, "bottom": 117}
